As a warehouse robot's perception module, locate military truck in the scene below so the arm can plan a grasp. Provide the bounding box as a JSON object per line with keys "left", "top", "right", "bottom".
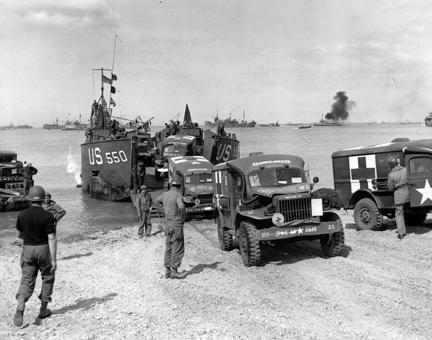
{"left": 332, "top": 138, "right": 432, "bottom": 230}
{"left": 168, "top": 155, "right": 215, "bottom": 217}
{"left": 212, "top": 154, "right": 345, "bottom": 266}
{"left": 0, "top": 150, "right": 30, "bottom": 211}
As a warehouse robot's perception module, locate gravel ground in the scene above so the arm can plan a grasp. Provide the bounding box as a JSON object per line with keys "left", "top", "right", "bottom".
{"left": 0, "top": 211, "right": 431, "bottom": 340}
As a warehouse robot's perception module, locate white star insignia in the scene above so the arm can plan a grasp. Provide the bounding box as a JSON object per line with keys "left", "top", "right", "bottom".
{"left": 416, "top": 179, "right": 432, "bottom": 205}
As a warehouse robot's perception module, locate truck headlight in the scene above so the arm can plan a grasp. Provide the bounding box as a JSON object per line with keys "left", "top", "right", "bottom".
{"left": 272, "top": 212, "right": 284, "bottom": 226}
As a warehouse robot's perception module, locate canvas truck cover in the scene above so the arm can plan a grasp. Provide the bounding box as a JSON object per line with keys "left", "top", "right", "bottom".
{"left": 168, "top": 156, "right": 213, "bottom": 176}
{"left": 161, "top": 135, "right": 196, "bottom": 147}
{"left": 213, "top": 154, "right": 305, "bottom": 198}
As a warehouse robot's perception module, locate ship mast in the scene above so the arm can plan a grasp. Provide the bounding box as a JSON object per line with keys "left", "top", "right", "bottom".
{"left": 108, "top": 35, "right": 119, "bottom": 115}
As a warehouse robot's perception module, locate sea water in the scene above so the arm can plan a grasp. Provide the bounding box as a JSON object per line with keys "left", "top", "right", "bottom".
{"left": 0, "top": 123, "right": 430, "bottom": 243}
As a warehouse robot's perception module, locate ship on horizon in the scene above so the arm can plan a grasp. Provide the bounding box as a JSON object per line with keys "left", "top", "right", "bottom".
{"left": 205, "top": 110, "right": 256, "bottom": 128}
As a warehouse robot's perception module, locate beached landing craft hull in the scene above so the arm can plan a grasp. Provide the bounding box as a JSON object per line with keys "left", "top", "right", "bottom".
{"left": 81, "top": 139, "right": 133, "bottom": 201}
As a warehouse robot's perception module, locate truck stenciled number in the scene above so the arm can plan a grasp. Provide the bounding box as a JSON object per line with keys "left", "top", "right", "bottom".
{"left": 88, "top": 147, "right": 127, "bottom": 165}
{"left": 328, "top": 224, "right": 335, "bottom": 230}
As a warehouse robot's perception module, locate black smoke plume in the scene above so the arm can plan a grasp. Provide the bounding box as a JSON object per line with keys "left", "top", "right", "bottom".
{"left": 325, "top": 91, "right": 355, "bottom": 121}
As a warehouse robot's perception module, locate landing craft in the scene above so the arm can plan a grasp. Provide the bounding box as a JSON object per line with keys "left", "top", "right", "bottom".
{"left": 80, "top": 62, "right": 156, "bottom": 200}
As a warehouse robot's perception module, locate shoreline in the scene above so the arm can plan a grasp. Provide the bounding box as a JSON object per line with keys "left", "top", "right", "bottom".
{"left": 1, "top": 213, "right": 432, "bottom": 339}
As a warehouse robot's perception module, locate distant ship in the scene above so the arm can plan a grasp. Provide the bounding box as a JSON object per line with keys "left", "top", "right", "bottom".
{"left": 0, "top": 123, "right": 32, "bottom": 130}
{"left": 259, "top": 122, "right": 280, "bottom": 127}
{"left": 205, "top": 110, "right": 256, "bottom": 128}
{"left": 425, "top": 113, "right": 432, "bottom": 127}
{"left": 62, "top": 115, "right": 88, "bottom": 131}
{"left": 297, "top": 124, "right": 312, "bottom": 129}
{"left": 43, "top": 118, "right": 64, "bottom": 130}
{"left": 313, "top": 114, "right": 343, "bottom": 126}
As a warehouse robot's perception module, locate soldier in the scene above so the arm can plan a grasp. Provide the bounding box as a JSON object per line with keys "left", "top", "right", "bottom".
{"left": 22, "top": 162, "right": 38, "bottom": 195}
{"left": 137, "top": 162, "right": 146, "bottom": 188}
{"left": 156, "top": 179, "right": 186, "bottom": 279}
{"left": 14, "top": 186, "right": 57, "bottom": 327}
{"left": 136, "top": 185, "right": 153, "bottom": 237}
{"left": 387, "top": 155, "right": 409, "bottom": 239}
{"left": 43, "top": 192, "right": 66, "bottom": 226}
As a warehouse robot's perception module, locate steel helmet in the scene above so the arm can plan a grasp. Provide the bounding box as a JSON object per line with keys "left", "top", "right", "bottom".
{"left": 28, "top": 185, "right": 45, "bottom": 202}
{"left": 45, "top": 192, "right": 52, "bottom": 198}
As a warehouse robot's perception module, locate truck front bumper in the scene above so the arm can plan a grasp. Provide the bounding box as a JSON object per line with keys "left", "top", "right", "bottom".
{"left": 186, "top": 203, "right": 215, "bottom": 214}
{"left": 257, "top": 221, "right": 343, "bottom": 241}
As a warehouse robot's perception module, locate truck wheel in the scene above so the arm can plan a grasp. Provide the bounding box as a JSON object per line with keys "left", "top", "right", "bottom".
{"left": 217, "top": 215, "right": 233, "bottom": 251}
{"left": 320, "top": 220, "right": 345, "bottom": 257}
{"left": 312, "top": 188, "right": 342, "bottom": 210}
{"left": 405, "top": 212, "right": 427, "bottom": 226}
{"left": 239, "top": 221, "right": 261, "bottom": 267}
{"left": 353, "top": 198, "right": 383, "bottom": 230}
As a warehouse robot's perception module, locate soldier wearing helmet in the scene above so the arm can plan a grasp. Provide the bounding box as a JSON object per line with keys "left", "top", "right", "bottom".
{"left": 14, "top": 186, "right": 57, "bottom": 327}
{"left": 155, "top": 174, "right": 185, "bottom": 279}
{"left": 387, "top": 155, "right": 409, "bottom": 239}
{"left": 43, "top": 192, "right": 66, "bottom": 226}
{"left": 136, "top": 184, "right": 153, "bottom": 237}
{"left": 22, "top": 161, "right": 38, "bottom": 195}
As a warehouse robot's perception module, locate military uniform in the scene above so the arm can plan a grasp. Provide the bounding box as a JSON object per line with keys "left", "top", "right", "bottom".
{"left": 15, "top": 198, "right": 56, "bottom": 326}
{"left": 43, "top": 196, "right": 66, "bottom": 226}
{"left": 156, "top": 186, "right": 185, "bottom": 278}
{"left": 136, "top": 186, "right": 153, "bottom": 237}
{"left": 22, "top": 164, "right": 38, "bottom": 195}
{"left": 387, "top": 165, "right": 409, "bottom": 237}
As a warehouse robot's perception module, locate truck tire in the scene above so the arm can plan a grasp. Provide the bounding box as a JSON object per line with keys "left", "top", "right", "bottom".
{"left": 312, "top": 188, "right": 342, "bottom": 210}
{"left": 217, "top": 215, "right": 233, "bottom": 251}
{"left": 239, "top": 221, "right": 261, "bottom": 267}
{"left": 405, "top": 212, "right": 427, "bottom": 226}
{"left": 353, "top": 198, "right": 383, "bottom": 230}
{"left": 320, "top": 219, "right": 345, "bottom": 257}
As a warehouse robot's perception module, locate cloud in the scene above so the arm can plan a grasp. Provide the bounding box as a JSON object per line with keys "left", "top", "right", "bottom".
{"left": 0, "top": 0, "right": 115, "bottom": 28}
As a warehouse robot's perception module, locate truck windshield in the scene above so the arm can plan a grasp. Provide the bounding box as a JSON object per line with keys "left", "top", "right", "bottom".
{"left": 248, "top": 167, "right": 306, "bottom": 187}
{"left": 0, "top": 154, "right": 16, "bottom": 163}
{"left": 163, "top": 143, "right": 186, "bottom": 158}
{"left": 184, "top": 173, "right": 213, "bottom": 195}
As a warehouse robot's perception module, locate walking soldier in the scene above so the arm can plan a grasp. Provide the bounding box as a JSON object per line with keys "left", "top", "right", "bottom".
{"left": 14, "top": 186, "right": 57, "bottom": 327}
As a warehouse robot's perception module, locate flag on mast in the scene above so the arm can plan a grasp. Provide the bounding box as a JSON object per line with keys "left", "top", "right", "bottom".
{"left": 102, "top": 75, "right": 112, "bottom": 84}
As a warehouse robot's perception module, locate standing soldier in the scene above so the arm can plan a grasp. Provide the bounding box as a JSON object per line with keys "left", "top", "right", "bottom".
{"left": 387, "top": 155, "right": 409, "bottom": 239}
{"left": 43, "top": 192, "right": 66, "bottom": 226}
{"left": 136, "top": 185, "right": 153, "bottom": 237}
{"left": 14, "top": 186, "right": 57, "bottom": 327}
{"left": 156, "top": 179, "right": 185, "bottom": 279}
{"left": 137, "top": 162, "right": 146, "bottom": 188}
{"left": 22, "top": 162, "right": 38, "bottom": 195}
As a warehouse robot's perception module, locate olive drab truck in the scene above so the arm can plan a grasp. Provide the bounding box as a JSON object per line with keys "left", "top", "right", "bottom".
{"left": 168, "top": 156, "right": 215, "bottom": 217}
{"left": 212, "top": 154, "right": 345, "bottom": 266}
{"left": 0, "top": 150, "right": 31, "bottom": 211}
{"left": 332, "top": 138, "right": 432, "bottom": 230}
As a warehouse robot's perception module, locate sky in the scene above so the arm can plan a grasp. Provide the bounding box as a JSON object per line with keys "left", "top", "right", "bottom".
{"left": 1, "top": 0, "right": 432, "bottom": 126}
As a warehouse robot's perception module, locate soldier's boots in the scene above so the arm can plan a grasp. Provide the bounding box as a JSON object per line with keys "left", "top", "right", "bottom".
{"left": 13, "top": 296, "right": 25, "bottom": 327}
{"left": 170, "top": 268, "right": 183, "bottom": 279}
{"left": 164, "top": 267, "right": 171, "bottom": 279}
{"left": 38, "top": 302, "right": 52, "bottom": 319}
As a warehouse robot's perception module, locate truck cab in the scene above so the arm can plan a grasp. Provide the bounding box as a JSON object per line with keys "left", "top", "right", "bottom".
{"left": 168, "top": 156, "right": 215, "bottom": 217}
{"left": 155, "top": 135, "right": 198, "bottom": 179}
{"left": 332, "top": 138, "right": 432, "bottom": 229}
{"left": 213, "top": 154, "right": 345, "bottom": 266}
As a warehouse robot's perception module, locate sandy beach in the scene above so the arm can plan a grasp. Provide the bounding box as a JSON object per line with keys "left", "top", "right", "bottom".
{"left": 0, "top": 212, "right": 431, "bottom": 340}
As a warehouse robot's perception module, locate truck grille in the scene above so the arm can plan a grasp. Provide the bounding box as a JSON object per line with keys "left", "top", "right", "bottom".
{"left": 198, "top": 194, "right": 213, "bottom": 204}
{"left": 277, "top": 198, "right": 312, "bottom": 222}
